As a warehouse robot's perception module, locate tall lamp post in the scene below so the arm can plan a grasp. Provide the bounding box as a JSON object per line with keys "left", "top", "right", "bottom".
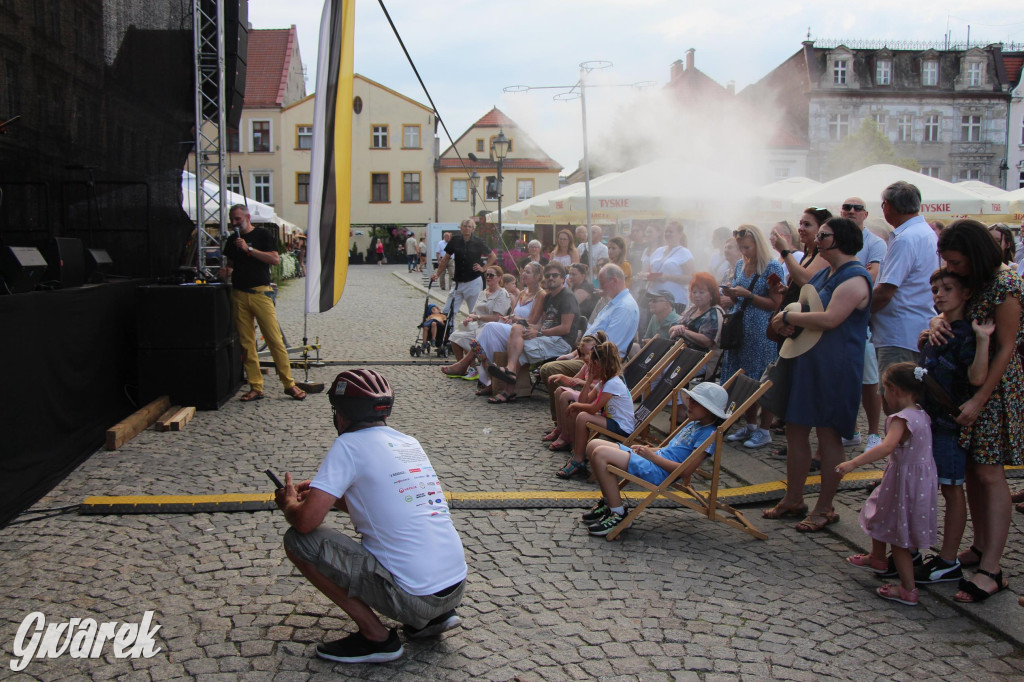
{"left": 469, "top": 170, "right": 480, "bottom": 217}
{"left": 490, "top": 129, "right": 510, "bottom": 241}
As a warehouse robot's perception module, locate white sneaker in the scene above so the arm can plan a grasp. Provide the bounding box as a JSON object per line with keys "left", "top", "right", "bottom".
{"left": 462, "top": 367, "right": 479, "bottom": 381}
{"left": 841, "top": 432, "right": 861, "bottom": 447}
{"left": 726, "top": 423, "right": 754, "bottom": 442}
{"left": 864, "top": 433, "right": 882, "bottom": 452}
{"left": 743, "top": 428, "right": 772, "bottom": 448}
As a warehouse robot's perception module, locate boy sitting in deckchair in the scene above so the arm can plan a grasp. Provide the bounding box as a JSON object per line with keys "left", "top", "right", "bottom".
{"left": 581, "top": 382, "right": 730, "bottom": 536}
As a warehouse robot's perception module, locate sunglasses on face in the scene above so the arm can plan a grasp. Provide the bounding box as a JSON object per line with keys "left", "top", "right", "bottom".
{"left": 841, "top": 204, "right": 865, "bottom": 212}
{"left": 484, "top": 272, "right": 497, "bottom": 278}
{"left": 815, "top": 231, "right": 835, "bottom": 241}
{"left": 543, "top": 272, "right": 561, "bottom": 279}
{"left": 733, "top": 229, "right": 751, "bottom": 238}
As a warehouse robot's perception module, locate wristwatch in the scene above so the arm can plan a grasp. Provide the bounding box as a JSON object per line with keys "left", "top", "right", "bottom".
{"left": 780, "top": 249, "right": 791, "bottom": 259}
{"left": 247, "top": 245, "right": 254, "bottom": 254}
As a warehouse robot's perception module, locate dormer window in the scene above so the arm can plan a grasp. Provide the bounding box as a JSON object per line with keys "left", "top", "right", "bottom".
{"left": 922, "top": 60, "right": 938, "bottom": 86}
{"left": 876, "top": 60, "right": 892, "bottom": 85}
{"left": 833, "top": 60, "right": 848, "bottom": 85}
{"left": 968, "top": 62, "right": 983, "bottom": 87}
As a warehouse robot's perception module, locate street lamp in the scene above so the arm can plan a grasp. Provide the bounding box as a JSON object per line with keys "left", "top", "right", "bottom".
{"left": 469, "top": 170, "right": 480, "bottom": 216}
{"left": 490, "top": 129, "right": 510, "bottom": 240}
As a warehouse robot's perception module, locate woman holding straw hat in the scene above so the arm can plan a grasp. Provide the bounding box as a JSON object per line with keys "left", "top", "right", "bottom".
{"left": 764, "top": 217, "right": 872, "bottom": 532}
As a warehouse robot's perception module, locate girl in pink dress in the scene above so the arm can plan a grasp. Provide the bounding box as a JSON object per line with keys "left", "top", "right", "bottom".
{"left": 836, "top": 362, "right": 938, "bottom": 606}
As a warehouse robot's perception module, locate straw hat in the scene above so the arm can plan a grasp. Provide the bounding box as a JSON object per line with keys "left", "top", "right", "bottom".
{"left": 778, "top": 284, "right": 825, "bottom": 359}
{"left": 681, "top": 382, "right": 731, "bottom": 420}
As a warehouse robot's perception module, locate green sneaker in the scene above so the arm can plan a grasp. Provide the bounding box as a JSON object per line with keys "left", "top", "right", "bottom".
{"left": 580, "top": 499, "right": 608, "bottom": 524}
{"left": 587, "top": 509, "right": 629, "bottom": 537}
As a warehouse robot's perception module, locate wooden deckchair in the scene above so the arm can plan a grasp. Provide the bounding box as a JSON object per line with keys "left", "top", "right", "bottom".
{"left": 622, "top": 337, "right": 685, "bottom": 400}
{"left": 586, "top": 347, "right": 711, "bottom": 447}
{"left": 603, "top": 369, "right": 773, "bottom": 541}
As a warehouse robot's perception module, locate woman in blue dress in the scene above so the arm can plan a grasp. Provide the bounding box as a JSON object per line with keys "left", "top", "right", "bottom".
{"left": 720, "top": 225, "right": 786, "bottom": 448}
{"left": 763, "top": 217, "right": 872, "bottom": 532}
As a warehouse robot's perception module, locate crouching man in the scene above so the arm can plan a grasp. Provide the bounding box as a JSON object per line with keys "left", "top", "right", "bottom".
{"left": 274, "top": 369, "right": 467, "bottom": 664}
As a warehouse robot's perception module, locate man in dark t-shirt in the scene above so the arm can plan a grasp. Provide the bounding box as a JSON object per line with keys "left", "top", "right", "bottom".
{"left": 220, "top": 204, "right": 305, "bottom": 402}
{"left": 486, "top": 261, "right": 578, "bottom": 400}
{"left": 431, "top": 218, "right": 496, "bottom": 317}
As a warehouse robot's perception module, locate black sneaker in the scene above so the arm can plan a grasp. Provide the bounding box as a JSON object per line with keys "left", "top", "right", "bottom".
{"left": 588, "top": 510, "right": 629, "bottom": 537}
{"left": 403, "top": 610, "right": 462, "bottom": 639}
{"left": 875, "top": 550, "right": 923, "bottom": 578}
{"left": 315, "top": 628, "right": 403, "bottom": 664}
{"left": 580, "top": 499, "right": 609, "bottom": 524}
{"left": 914, "top": 555, "right": 963, "bottom": 584}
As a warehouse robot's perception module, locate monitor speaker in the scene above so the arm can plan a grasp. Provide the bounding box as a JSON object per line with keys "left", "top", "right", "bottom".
{"left": 85, "top": 248, "right": 114, "bottom": 281}
{"left": 1, "top": 245, "right": 47, "bottom": 293}
{"left": 42, "top": 237, "right": 85, "bottom": 288}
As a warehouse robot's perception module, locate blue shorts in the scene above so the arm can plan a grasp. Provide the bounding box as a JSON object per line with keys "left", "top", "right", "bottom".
{"left": 932, "top": 426, "right": 966, "bottom": 486}
{"left": 625, "top": 451, "right": 669, "bottom": 486}
{"left": 604, "top": 417, "right": 630, "bottom": 438}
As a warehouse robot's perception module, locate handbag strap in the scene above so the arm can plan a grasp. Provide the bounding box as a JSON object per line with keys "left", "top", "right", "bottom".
{"left": 737, "top": 270, "right": 762, "bottom": 311}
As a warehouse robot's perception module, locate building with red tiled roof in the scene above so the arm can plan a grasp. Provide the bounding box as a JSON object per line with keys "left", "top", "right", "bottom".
{"left": 437, "top": 107, "right": 562, "bottom": 223}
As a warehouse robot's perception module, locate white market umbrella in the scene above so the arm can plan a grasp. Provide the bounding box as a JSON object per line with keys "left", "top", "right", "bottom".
{"left": 754, "top": 176, "right": 822, "bottom": 214}
{"left": 956, "top": 180, "right": 1012, "bottom": 215}
{"left": 1005, "top": 186, "right": 1024, "bottom": 216}
{"left": 181, "top": 170, "right": 278, "bottom": 224}
{"left": 789, "top": 164, "right": 986, "bottom": 216}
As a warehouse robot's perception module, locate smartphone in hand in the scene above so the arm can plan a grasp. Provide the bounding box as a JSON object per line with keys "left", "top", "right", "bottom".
{"left": 265, "top": 469, "right": 284, "bottom": 490}
{"left": 766, "top": 272, "right": 782, "bottom": 288}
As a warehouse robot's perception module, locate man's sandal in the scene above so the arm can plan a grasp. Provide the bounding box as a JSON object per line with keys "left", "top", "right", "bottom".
{"left": 487, "top": 365, "right": 517, "bottom": 384}
{"left": 487, "top": 391, "right": 516, "bottom": 404}
{"left": 285, "top": 386, "right": 307, "bottom": 400}
{"left": 794, "top": 511, "right": 839, "bottom": 532}
{"left": 954, "top": 569, "right": 1008, "bottom": 603}
{"left": 240, "top": 390, "right": 264, "bottom": 402}
{"left": 761, "top": 502, "right": 807, "bottom": 520}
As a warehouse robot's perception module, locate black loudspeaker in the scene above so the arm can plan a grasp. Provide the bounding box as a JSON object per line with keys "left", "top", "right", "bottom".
{"left": 139, "top": 340, "right": 242, "bottom": 410}
{"left": 136, "top": 284, "right": 235, "bottom": 350}
{"left": 1, "top": 245, "right": 47, "bottom": 293}
{"left": 85, "top": 248, "right": 114, "bottom": 281}
{"left": 201, "top": 0, "right": 248, "bottom": 129}
{"left": 42, "top": 237, "right": 85, "bottom": 288}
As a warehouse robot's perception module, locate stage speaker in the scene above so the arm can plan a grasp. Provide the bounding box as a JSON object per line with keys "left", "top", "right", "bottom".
{"left": 42, "top": 237, "right": 85, "bottom": 288}
{"left": 138, "top": 339, "right": 242, "bottom": 410}
{"left": 85, "top": 248, "right": 114, "bottom": 281}
{"left": 1, "top": 245, "right": 47, "bottom": 293}
{"left": 136, "top": 284, "right": 236, "bottom": 350}
{"left": 201, "top": 0, "right": 248, "bottom": 129}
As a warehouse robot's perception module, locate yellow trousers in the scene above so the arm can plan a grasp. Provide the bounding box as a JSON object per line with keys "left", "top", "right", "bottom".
{"left": 232, "top": 287, "right": 295, "bottom": 392}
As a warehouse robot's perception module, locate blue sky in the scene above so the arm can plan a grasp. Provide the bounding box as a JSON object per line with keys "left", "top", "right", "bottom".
{"left": 249, "top": 0, "right": 1024, "bottom": 172}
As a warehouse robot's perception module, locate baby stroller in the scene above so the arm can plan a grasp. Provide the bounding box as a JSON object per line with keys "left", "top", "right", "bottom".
{"left": 410, "top": 281, "right": 454, "bottom": 358}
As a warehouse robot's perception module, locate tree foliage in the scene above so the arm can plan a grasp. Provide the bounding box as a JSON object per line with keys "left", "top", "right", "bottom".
{"left": 825, "top": 119, "right": 920, "bottom": 179}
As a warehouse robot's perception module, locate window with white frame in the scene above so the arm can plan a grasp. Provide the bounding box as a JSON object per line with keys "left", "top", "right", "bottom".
{"left": 828, "top": 113, "right": 849, "bottom": 140}
{"left": 876, "top": 60, "right": 892, "bottom": 85}
{"left": 961, "top": 115, "right": 981, "bottom": 142}
{"left": 251, "top": 120, "right": 271, "bottom": 152}
{"left": 898, "top": 115, "right": 913, "bottom": 142}
{"left": 871, "top": 113, "right": 886, "bottom": 131}
{"left": 968, "top": 62, "right": 983, "bottom": 87}
{"left": 225, "top": 173, "right": 242, "bottom": 195}
{"left": 833, "top": 60, "right": 847, "bottom": 85}
{"left": 402, "top": 125, "right": 420, "bottom": 149}
{"left": 297, "top": 125, "right": 312, "bottom": 149}
{"left": 402, "top": 172, "right": 421, "bottom": 202}
{"left": 371, "top": 125, "right": 389, "bottom": 148}
{"left": 773, "top": 166, "right": 791, "bottom": 180}
{"left": 960, "top": 168, "right": 981, "bottom": 181}
{"left": 922, "top": 60, "right": 938, "bottom": 86}
{"left": 920, "top": 167, "right": 941, "bottom": 178}
{"left": 924, "top": 115, "right": 940, "bottom": 142}
{"left": 517, "top": 179, "right": 534, "bottom": 201}
{"left": 451, "top": 179, "right": 468, "bottom": 202}
{"left": 252, "top": 173, "right": 271, "bottom": 204}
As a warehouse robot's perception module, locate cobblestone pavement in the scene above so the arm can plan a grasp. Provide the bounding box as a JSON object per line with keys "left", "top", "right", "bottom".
{"left": 2, "top": 263, "right": 1022, "bottom": 681}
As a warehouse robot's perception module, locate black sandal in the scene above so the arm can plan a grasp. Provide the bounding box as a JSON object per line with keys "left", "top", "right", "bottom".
{"left": 487, "top": 365, "right": 517, "bottom": 384}
{"left": 958, "top": 545, "right": 983, "bottom": 568}
{"left": 954, "top": 568, "right": 1007, "bottom": 603}
{"left": 487, "top": 391, "right": 516, "bottom": 404}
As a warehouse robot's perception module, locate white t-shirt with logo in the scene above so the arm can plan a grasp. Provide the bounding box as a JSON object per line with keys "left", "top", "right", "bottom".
{"left": 600, "top": 375, "right": 634, "bottom": 433}
{"left": 309, "top": 426, "right": 467, "bottom": 595}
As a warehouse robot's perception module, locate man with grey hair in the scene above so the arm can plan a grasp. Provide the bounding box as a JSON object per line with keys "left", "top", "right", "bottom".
{"left": 870, "top": 181, "right": 937, "bottom": 414}
{"left": 577, "top": 225, "right": 608, "bottom": 266}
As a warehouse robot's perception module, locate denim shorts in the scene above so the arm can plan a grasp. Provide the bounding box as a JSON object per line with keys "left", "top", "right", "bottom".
{"left": 932, "top": 425, "right": 966, "bottom": 486}
{"left": 604, "top": 417, "right": 631, "bottom": 438}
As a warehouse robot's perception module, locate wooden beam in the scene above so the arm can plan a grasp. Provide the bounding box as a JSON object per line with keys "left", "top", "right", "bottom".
{"left": 154, "top": 406, "right": 183, "bottom": 432}
{"left": 167, "top": 406, "right": 196, "bottom": 432}
{"left": 105, "top": 396, "right": 170, "bottom": 450}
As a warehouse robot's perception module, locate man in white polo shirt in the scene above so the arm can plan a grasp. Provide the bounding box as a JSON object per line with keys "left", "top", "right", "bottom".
{"left": 870, "top": 181, "right": 938, "bottom": 416}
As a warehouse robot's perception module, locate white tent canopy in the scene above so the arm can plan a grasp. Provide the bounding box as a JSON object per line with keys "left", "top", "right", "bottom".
{"left": 788, "top": 164, "right": 989, "bottom": 216}
{"left": 556, "top": 159, "right": 760, "bottom": 219}
{"left": 754, "top": 176, "right": 822, "bottom": 213}
{"left": 1005, "top": 186, "right": 1024, "bottom": 215}
{"left": 181, "top": 170, "right": 277, "bottom": 224}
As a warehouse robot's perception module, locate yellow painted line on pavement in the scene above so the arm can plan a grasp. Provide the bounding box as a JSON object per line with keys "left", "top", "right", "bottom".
{"left": 79, "top": 469, "right": 899, "bottom": 513}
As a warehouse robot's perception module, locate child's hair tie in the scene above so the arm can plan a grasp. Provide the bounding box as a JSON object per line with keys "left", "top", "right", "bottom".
{"left": 913, "top": 367, "right": 928, "bottom": 382}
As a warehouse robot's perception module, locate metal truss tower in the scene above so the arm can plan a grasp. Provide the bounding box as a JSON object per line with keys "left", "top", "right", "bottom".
{"left": 192, "top": 0, "right": 228, "bottom": 277}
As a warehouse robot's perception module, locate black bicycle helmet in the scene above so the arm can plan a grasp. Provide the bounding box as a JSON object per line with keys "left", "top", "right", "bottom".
{"left": 328, "top": 369, "right": 394, "bottom": 422}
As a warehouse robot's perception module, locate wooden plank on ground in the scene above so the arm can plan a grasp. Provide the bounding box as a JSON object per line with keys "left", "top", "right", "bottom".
{"left": 167, "top": 406, "right": 196, "bottom": 432}
{"left": 154, "top": 406, "right": 183, "bottom": 432}
{"left": 105, "top": 396, "right": 170, "bottom": 450}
